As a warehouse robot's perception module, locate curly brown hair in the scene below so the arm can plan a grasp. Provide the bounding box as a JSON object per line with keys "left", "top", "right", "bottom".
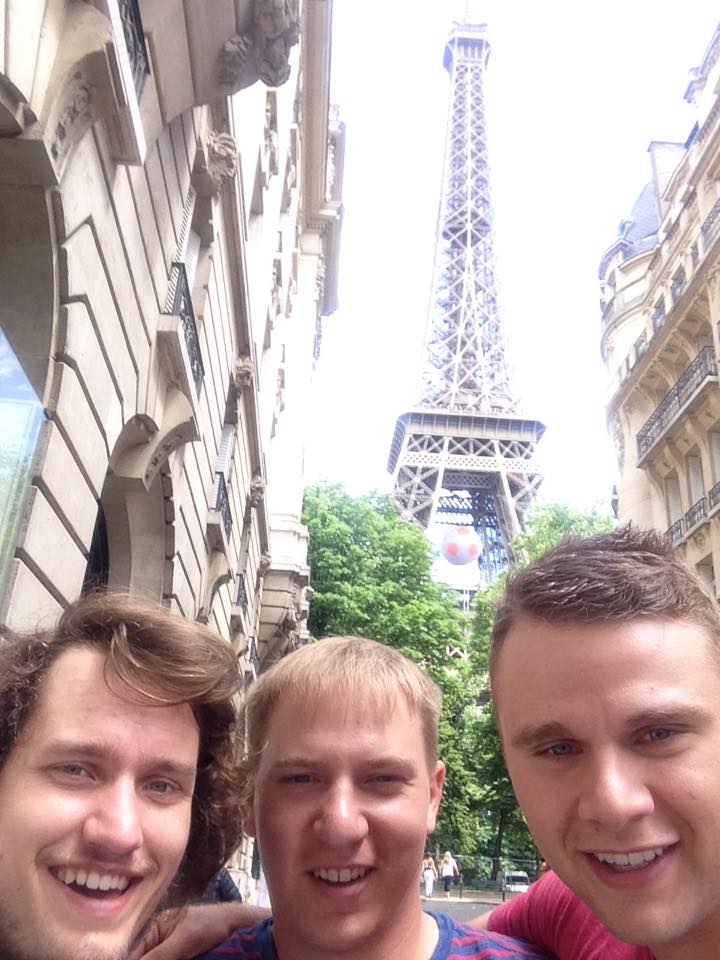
{"left": 490, "top": 523, "right": 720, "bottom": 681}
{"left": 0, "top": 591, "right": 244, "bottom": 905}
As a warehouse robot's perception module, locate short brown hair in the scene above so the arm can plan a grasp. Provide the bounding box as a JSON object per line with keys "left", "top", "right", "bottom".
{"left": 490, "top": 524, "right": 720, "bottom": 682}
{"left": 0, "top": 591, "right": 243, "bottom": 905}
{"left": 242, "top": 635, "right": 442, "bottom": 798}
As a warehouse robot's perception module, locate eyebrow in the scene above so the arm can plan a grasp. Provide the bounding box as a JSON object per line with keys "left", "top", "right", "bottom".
{"left": 270, "top": 754, "right": 419, "bottom": 774}
{"left": 510, "top": 705, "right": 712, "bottom": 750}
{"left": 39, "top": 739, "right": 198, "bottom": 780}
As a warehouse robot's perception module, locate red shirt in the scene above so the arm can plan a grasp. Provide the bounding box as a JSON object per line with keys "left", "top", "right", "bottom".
{"left": 488, "top": 872, "right": 654, "bottom": 960}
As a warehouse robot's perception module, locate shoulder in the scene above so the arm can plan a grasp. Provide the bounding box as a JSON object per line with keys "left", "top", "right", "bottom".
{"left": 194, "top": 919, "right": 275, "bottom": 959}
{"left": 430, "top": 912, "right": 551, "bottom": 959}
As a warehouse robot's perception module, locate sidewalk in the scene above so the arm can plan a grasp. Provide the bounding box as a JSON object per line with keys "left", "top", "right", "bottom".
{"left": 422, "top": 889, "right": 506, "bottom": 905}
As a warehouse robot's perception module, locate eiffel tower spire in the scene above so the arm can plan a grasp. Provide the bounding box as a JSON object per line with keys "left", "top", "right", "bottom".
{"left": 388, "top": 17, "right": 544, "bottom": 583}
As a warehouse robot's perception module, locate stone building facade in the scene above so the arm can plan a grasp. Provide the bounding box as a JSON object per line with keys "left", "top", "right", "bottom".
{"left": 0, "top": 0, "right": 343, "bottom": 673}
{"left": 599, "top": 24, "right": 720, "bottom": 587}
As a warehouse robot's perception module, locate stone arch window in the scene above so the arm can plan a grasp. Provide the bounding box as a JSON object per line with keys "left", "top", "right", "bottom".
{"left": 0, "top": 331, "right": 45, "bottom": 600}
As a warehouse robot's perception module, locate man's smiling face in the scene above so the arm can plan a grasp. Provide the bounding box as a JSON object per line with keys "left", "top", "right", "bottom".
{"left": 245, "top": 692, "right": 445, "bottom": 960}
{"left": 494, "top": 615, "right": 720, "bottom": 955}
{"left": 0, "top": 646, "right": 200, "bottom": 960}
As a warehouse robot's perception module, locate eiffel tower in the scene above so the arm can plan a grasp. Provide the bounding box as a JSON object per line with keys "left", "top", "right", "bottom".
{"left": 387, "top": 18, "right": 544, "bottom": 584}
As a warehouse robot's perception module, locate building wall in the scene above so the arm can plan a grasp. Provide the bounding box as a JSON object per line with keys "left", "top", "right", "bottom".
{"left": 600, "top": 25, "right": 720, "bottom": 586}
{"left": 0, "top": 0, "right": 343, "bottom": 899}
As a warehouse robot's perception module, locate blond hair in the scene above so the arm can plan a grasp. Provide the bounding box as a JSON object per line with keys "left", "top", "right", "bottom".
{"left": 242, "top": 635, "right": 442, "bottom": 795}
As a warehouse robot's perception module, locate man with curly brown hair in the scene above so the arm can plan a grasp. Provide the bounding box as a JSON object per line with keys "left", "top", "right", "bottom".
{"left": 0, "top": 591, "right": 244, "bottom": 960}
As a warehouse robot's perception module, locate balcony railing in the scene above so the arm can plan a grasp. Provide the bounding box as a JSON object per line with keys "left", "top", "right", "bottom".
{"left": 212, "top": 472, "right": 232, "bottom": 540}
{"left": 702, "top": 198, "right": 720, "bottom": 251}
{"left": 709, "top": 480, "right": 720, "bottom": 511}
{"left": 685, "top": 496, "right": 708, "bottom": 530}
{"left": 169, "top": 262, "right": 204, "bottom": 391}
{"left": 666, "top": 518, "right": 685, "bottom": 545}
{"left": 119, "top": 0, "right": 150, "bottom": 98}
{"left": 637, "top": 346, "right": 717, "bottom": 460}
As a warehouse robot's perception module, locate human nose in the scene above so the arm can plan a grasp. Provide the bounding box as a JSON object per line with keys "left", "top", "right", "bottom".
{"left": 313, "top": 779, "right": 369, "bottom": 845}
{"left": 576, "top": 750, "right": 654, "bottom": 830}
{"left": 82, "top": 779, "right": 144, "bottom": 855}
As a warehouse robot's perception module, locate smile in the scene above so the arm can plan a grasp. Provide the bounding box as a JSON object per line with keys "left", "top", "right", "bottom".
{"left": 53, "top": 867, "right": 131, "bottom": 893}
{"left": 313, "top": 867, "right": 368, "bottom": 884}
{"left": 593, "top": 846, "right": 666, "bottom": 871}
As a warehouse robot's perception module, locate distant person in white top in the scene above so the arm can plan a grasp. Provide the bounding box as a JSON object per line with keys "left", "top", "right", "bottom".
{"left": 440, "top": 851, "right": 460, "bottom": 897}
{"left": 421, "top": 856, "right": 438, "bottom": 898}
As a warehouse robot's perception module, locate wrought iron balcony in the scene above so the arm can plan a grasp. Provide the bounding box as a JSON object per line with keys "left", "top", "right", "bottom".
{"left": 637, "top": 346, "right": 717, "bottom": 461}
{"left": 685, "top": 496, "right": 707, "bottom": 530}
{"left": 702, "top": 198, "right": 720, "bottom": 251}
{"left": 213, "top": 472, "right": 232, "bottom": 540}
{"left": 169, "top": 262, "right": 204, "bottom": 392}
{"left": 666, "top": 518, "right": 685, "bottom": 545}
{"left": 709, "top": 480, "right": 720, "bottom": 512}
{"left": 119, "top": 0, "right": 150, "bottom": 98}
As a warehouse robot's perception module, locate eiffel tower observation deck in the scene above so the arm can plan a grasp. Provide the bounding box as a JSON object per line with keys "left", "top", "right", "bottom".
{"left": 387, "top": 17, "right": 544, "bottom": 584}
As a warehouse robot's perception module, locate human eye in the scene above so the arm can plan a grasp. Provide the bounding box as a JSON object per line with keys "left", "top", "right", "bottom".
{"left": 641, "top": 727, "right": 677, "bottom": 744}
{"left": 144, "top": 778, "right": 186, "bottom": 802}
{"left": 60, "top": 763, "right": 89, "bottom": 777}
{"left": 538, "top": 742, "right": 579, "bottom": 759}
{"left": 280, "top": 773, "right": 317, "bottom": 785}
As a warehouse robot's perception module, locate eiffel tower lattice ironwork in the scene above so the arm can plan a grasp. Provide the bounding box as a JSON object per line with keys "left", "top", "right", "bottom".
{"left": 387, "top": 20, "right": 544, "bottom": 584}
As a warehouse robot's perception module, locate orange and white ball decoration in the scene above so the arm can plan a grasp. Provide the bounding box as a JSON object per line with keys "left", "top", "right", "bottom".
{"left": 440, "top": 525, "right": 482, "bottom": 566}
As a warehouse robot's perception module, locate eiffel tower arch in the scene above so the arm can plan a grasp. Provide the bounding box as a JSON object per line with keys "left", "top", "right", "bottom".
{"left": 388, "top": 20, "right": 544, "bottom": 584}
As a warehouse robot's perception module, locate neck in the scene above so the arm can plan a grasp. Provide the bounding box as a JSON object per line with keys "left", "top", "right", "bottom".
{"left": 272, "top": 909, "right": 439, "bottom": 960}
{"left": 653, "top": 930, "right": 720, "bottom": 960}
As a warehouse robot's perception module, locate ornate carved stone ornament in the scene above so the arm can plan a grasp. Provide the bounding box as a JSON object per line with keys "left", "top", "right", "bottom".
{"left": 49, "top": 73, "right": 95, "bottom": 166}
{"left": 233, "top": 356, "right": 255, "bottom": 391}
{"left": 315, "top": 257, "right": 326, "bottom": 300}
{"left": 249, "top": 473, "right": 266, "bottom": 507}
{"left": 207, "top": 129, "right": 239, "bottom": 190}
{"left": 217, "top": 0, "right": 299, "bottom": 91}
{"left": 258, "top": 551, "right": 272, "bottom": 577}
{"left": 611, "top": 414, "right": 625, "bottom": 472}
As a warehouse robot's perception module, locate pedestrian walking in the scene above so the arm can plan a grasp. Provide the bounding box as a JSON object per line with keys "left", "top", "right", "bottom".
{"left": 421, "top": 856, "right": 438, "bottom": 897}
{"left": 440, "top": 850, "right": 460, "bottom": 897}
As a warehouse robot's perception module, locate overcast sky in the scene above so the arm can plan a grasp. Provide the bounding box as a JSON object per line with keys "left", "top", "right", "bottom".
{"left": 305, "top": 2, "right": 720, "bottom": 516}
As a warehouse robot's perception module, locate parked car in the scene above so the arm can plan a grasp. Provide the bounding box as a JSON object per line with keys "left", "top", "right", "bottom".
{"left": 499, "top": 870, "right": 530, "bottom": 894}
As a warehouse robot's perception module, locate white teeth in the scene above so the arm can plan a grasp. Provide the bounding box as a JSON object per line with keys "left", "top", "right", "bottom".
{"left": 594, "top": 847, "right": 665, "bottom": 871}
{"left": 314, "top": 867, "right": 368, "bottom": 883}
{"left": 55, "top": 867, "right": 130, "bottom": 892}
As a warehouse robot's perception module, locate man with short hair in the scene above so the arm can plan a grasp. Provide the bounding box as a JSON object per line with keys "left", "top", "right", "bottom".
{"left": 0, "top": 590, "right": 244, "bottom": 960}
{"left": 482, "top": 524, "right": 720, "bottom": 960}
{"left": 169, "top": 635, "right": 551, "bottom": 960}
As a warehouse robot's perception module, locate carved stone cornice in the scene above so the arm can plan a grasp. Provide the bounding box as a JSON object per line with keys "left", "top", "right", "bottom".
{"left": 233, "top": 356, "right": 255, "bottom": 392}
{"left": 217, "top": 0, "right": 300, "bottom": 92}
{"left": 249, "top": 473, "right": 266, "bottom": 507}
{"left": 207, "top": 130, "right": 239, "bottom": 190}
